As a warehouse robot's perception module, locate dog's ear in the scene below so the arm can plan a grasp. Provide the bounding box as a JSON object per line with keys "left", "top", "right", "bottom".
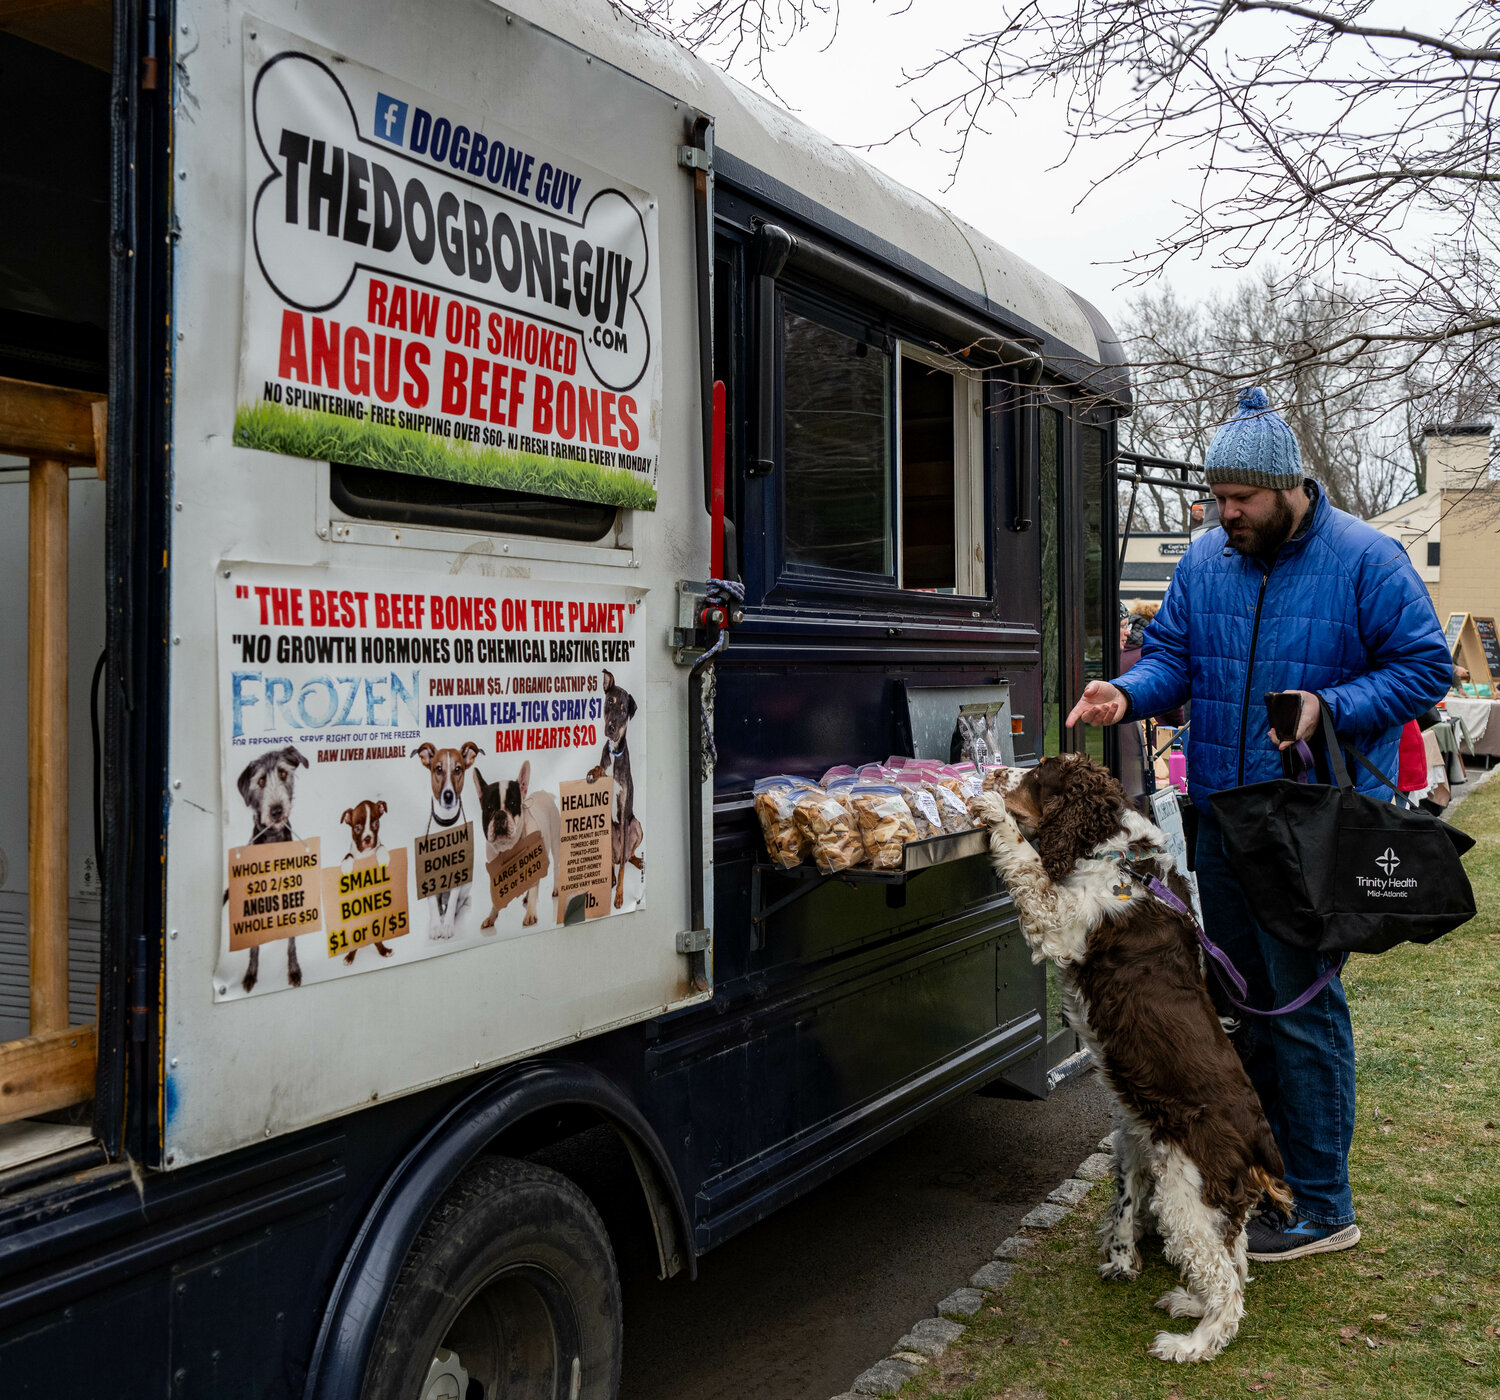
{"left": 459, "top": 742, "right": 483, "bottom": 768}
{"left": 602, "top": 669, "right": 615, "bottom": 692}
{"left": 376, "top": 800, "right": 388, "bottom": 817}
{"left": 1032, "top": 758, "right": 1124, "bottom": 883}
{"left": 518, "top": 759, "right": 531, "bottom": 799}
{"left": 625, "top": 692, "right": 637, "bottom": 720}
{"left": 236, "top": 761, "right": 258, "bottom": 806}
{"left": 340, "top": 808, "right": 355, "bottom": 828}
{"left": 472, "top": 767, "right": 491, "bottom": 797}
{"left": 413, "top": 743, "right": 436, "bottom": 770}
{"left": 283, "top": 746, "right": 310, "bottom": 769}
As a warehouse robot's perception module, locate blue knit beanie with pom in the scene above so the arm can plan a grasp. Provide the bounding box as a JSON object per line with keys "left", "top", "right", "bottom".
{"left": 1204, "top": 386, "right": 1302, "bottom": 489}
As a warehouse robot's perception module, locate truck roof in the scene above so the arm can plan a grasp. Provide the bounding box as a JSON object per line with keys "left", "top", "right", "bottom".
{"left": 497, "top": 0, "right": 1129, "bottom": 395}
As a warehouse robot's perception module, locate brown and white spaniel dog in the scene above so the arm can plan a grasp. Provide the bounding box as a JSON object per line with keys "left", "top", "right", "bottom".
{"left": 973, "top": 755, "right": 1292, "bottom": 1364}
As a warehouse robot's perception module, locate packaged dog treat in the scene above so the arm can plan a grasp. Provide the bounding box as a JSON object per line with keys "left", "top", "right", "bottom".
{"left": 892, "top": 773, "right": 941, "bottom": 839}
{"left": 820, "top": 764, "right": 858, "bottom": 786}
{"left": 856, "top": 763, "right": 896, "bottom": 783}
{"left": 927, "top": 780, "right": 973, "bottom": 834}
{"left": 753, "top": 776, "right": 817, "bottom": 868}
{"left": 946, "top": 762, "right": 984, "bottom": 799}
{"left": 794, "top": 789, "right": 865, "bottom": 873}
{"left": 849, "top": 783, "right": 919, "bottom": 870}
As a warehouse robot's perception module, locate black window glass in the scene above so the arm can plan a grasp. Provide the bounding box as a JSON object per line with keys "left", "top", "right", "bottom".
{"left": 1427, "top": 541, "right": 1441, "bottom": 567}
{"left": 900, "top": 358, "right": 956, "bottom": 590}
{"left": 782, "top": 310, "right": 891, "bottom": 576}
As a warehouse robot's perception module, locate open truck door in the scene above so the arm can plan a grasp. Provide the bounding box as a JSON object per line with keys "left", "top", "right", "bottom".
{"left": 164, "top": 13, "right": 712, "bottom": 1162}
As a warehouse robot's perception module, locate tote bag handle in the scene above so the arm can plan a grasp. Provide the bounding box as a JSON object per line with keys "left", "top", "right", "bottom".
{"left": 1315, "top": 702, "right": 1415, "bottom": 809}
{"left": 1276, "top": 698, "right": 1412, "bottom": 808}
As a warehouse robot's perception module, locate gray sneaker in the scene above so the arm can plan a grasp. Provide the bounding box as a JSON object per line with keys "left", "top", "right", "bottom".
{"left": 1246, "top": 1209, "right": 1360, "bottom": 1260}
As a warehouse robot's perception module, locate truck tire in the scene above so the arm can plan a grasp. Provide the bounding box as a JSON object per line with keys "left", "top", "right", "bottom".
{"left": 362, "top": 1156, "right": 622, "bottom": 1400}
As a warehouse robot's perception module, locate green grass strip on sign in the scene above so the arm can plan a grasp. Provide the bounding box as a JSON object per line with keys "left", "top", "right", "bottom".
{"left": 233, "top": 401, "right": 658, "bottom": 510}
{"left": 897, "top": 776, "right": 1500, "bottom": 1400}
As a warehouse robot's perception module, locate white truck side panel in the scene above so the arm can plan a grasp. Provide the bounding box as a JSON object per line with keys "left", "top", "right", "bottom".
{"left": 164, "top": 0, "right": 708, "bottom": 1165}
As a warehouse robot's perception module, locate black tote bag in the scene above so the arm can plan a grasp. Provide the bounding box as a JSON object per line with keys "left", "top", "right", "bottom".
{"left": 1207, "top": 707, "right": 1476, "bottom": 956}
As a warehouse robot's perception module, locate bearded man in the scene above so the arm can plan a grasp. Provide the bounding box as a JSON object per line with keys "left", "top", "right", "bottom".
{"left": 1067, "top": 386, "right": 1451, "bottom": 1260}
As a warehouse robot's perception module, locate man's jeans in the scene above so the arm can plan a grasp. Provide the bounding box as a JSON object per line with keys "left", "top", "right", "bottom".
{"left": 1194, "top": 809, "right": 1357, "bottom": 1226}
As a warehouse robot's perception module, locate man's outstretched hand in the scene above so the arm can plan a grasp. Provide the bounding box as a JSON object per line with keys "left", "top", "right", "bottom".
{"left": 1066, "top": 680, "right": 1128, "bottom": 729}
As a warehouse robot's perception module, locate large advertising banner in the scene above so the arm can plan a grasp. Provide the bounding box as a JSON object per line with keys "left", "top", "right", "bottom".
{"left": 235, "top": 22, "right": 661, "bottom": 510}
{"left": 215, "top": 562, "right": 647, "bottom": 1000}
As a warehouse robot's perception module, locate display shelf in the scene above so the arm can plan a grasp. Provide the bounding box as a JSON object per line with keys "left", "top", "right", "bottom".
{"left": 749, "top": 828, "right": 990, "bottom": 933}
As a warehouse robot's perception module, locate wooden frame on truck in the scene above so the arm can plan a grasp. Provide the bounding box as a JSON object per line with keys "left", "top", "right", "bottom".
{"left": 0, "top": 376, "right": 106, "bottom": 1126}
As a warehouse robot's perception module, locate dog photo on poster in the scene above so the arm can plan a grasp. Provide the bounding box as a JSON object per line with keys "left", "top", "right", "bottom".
{"left": 214, "top": 561, "right": 647, "bottom": 1000}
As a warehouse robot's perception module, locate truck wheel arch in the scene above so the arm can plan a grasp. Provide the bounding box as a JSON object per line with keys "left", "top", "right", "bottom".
{"left": 302, "top": 1060, "right": 693, "bottom": 1400}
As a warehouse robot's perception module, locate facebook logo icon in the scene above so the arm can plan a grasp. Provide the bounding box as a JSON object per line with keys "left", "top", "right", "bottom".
{"left": 373, "top": 94, "right": 408, "bottom": 146}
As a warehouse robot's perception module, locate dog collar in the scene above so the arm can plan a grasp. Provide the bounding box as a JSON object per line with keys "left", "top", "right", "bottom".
{"left": 427, "top": 797, "right": 467, "bottom": 834}
{"left": 605, "top": 740, "right": 624, "bottom": 757}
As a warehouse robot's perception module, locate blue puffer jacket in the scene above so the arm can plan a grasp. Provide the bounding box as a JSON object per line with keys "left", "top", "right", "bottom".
{"left": 1117, "top": 484, "right": 1451, "bottom": 809}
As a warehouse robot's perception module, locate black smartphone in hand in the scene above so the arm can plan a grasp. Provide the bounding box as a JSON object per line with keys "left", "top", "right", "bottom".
{"left": 1264, "top": 691, "right": 1302, "bottom": 743}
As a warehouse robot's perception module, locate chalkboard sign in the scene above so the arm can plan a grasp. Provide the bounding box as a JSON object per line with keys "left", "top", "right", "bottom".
{"left": 1448, "top": 612, "right": 1495, "bottom": 685}
{"left": 1474, "top": 617, "right": 1500, "bottom": 677}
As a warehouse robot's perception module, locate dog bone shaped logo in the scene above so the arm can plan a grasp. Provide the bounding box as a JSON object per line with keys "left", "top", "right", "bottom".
{"left": 250, "top": 52, "right": 653, "bottom": 392}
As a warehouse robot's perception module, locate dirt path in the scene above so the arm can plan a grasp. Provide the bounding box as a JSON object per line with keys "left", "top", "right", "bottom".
{"left": 615, "top": 1073, "right": 1113, "bottom": 1400}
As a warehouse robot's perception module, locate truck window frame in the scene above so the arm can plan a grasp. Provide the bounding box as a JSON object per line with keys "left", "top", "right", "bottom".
{"left": 745, "top": 278, "right": 994, "bottom": 618}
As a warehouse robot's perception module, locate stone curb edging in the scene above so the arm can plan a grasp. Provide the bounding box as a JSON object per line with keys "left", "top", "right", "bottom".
{"left": 828, "top": 1134, "right": 1116, "bottom": 1399}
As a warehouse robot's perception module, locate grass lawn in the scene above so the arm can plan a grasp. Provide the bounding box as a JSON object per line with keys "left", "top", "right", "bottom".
{"left": 233, "top": 401, "right": 658, "bottom": 510}
{"left": 901, "top": 779, "right": 1500, "bottom": 1400}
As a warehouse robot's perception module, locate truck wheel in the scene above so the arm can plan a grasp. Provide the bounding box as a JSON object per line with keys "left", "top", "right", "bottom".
{"left": 363, "top": 1156, "right": 621, "bottom": 1400}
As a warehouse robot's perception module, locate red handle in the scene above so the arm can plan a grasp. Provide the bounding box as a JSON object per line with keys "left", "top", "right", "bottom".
{"left": 710, "top": 379, "right": 726, "bottom": 581}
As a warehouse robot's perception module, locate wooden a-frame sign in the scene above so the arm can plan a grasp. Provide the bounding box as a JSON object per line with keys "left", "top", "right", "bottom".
{"left": 1446, "top": 612, "right": 1496, "bottom": 686}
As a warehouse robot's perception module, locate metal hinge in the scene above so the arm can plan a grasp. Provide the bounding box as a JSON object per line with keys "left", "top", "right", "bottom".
{"left": 678, "top": 145, "right": 712, "bottom": 172}
{"left": 675, "top": 928, "right": 711, "bottom": 954}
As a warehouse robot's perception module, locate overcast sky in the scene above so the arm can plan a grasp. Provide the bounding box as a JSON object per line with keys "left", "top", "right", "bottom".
{"left": 703, "top": 2, "right": 1262, "bottom": 334}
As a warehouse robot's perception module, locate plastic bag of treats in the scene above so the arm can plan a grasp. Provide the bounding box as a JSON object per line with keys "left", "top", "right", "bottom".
{"left": 794, "top": 788, "right": 865, "bottom": 873}
{"left": 945, "top": 762, "right": 984, "bottom": 799}
{"left": 752, "top": 776, "right": 820, "bottom": 868}
{"left": 848, "top": 783, "right": 919, "bottom": 870}
{"left": 924, "top": 779, "right": 973, "bottom": 834}
{"left": 892, "top": 773, "right": 941, "bottom": 840}
{"left": 820, "top": 764, "right": 858, "bottom": 787}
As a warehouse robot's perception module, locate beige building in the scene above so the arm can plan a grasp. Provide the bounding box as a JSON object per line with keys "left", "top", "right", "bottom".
{"left": 1368, "top": 423, "right": 1496, "bottom": 625}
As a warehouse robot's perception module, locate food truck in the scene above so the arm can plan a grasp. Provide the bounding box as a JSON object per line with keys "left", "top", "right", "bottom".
{"left": 0, "top": 0, "right": 1130, "bottom": 1393}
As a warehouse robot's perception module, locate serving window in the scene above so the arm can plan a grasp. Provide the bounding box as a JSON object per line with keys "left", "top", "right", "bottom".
{"left": 775, "top": 296, "right": 987, "bottom": 598}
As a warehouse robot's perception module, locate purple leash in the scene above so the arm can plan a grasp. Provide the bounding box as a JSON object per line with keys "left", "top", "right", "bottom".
{"left": 1144, "top": 876, "right": 1346, "bottom": 1018}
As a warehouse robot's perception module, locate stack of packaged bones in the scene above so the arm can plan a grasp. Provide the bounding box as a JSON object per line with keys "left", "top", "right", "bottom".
{"left": 753, "top": 759, "right": 1021, "bottom": 875}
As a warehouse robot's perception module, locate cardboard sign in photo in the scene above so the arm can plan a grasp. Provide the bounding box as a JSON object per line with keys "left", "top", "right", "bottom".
{"left": 415, "top": 823, "right": 474, "bottom": 900}
{"left": 321, "top": 849, "right": 410, "bottom": 958}
{"left": 227, "top": 838, "right": 323, "bottom": 951}
{"left": 486, "top": 831, "right": 550, "bottom": 911}
{"left": 556, "top": 778, "right": 613, "bottom": 921}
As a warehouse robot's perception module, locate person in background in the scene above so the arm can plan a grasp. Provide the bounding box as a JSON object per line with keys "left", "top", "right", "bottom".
{"left": 1397, "top": 719, "right": 1428, "bottom": 799}
{"left": 1119, "top": 601, "right": 1184, "bottom": 726}
{"left": 1065, "top": 386, "right": 1452, "bottom": 1261}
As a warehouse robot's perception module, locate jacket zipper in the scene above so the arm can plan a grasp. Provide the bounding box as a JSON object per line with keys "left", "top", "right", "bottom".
{"left": 1236, "top": 559, "right": 1276, "bottom": 785}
